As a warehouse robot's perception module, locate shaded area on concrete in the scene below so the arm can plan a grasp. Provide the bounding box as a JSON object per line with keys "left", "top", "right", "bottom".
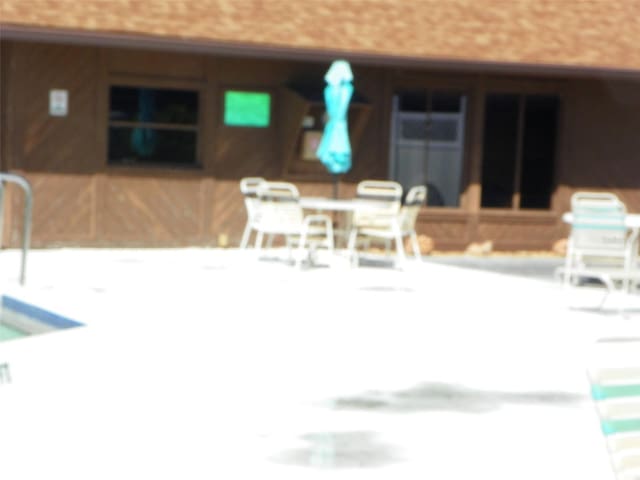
{"left": 358, "top": 285, "right": 415, "bottom": 293}
{"left": 334, "top": 382, "right": 586, "bottom": 414}
{"left": 271, "top": 431, "right": 402, "bottom": 469}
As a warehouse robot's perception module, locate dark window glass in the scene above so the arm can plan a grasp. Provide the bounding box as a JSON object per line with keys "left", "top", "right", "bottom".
{"left": 431, "top": 92, "right": 462, "bottom": 113}
{"left": 109, "top": 87, "right": 198, "bottom": 125}
{"left": 429, "top": 118, "right": 459, "bottom": 142}
{"left": 520, "top": 96, "right": 559, "bottom": 209}
{"left": 398, "top": 91, "right": 427, "bottom": 112}
{"left": 108, "top": 85, "right": 199, "bottom": 167}
{"left": 481, "top": 94, "right": 519, "bottom": 208}
{"left": 401, "top": 117, "right": 429, "bottom": 140}
{"left": 108, "top": 128, "right": 197, "bottom": 167}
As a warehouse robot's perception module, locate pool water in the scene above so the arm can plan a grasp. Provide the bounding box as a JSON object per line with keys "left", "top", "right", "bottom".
{"left": 0, "top": 322, "right": 28, "bottom": 341}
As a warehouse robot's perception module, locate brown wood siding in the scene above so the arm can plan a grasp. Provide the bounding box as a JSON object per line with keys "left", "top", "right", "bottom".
{"left": 1, "top": 41, "right": 11, "bottom": 245}
{"left": 556, "top": 78, "right": 640, "bottom": 210}
{"left": 211, "top": 60, "right": 301, "bottom": 243}
{"left": 107, "top": 49, "right": 206, "bottom": 81}
{"left": 1, "top": 40, "right": 639, "bottom": 251}
{"left": 0, "top": 41, "right": 9, "bottom": 171}
{"left": 2, "top": 42, "right": 101, "bottom": 246}
{"left": 6, "top": 173, "right": 95, "bottom": 246}
{"left": 99, "top": 174, "right": 206, "bottom": 245}
{"left": 8, "top": 42, "right": 100, "bottom": 173}
{"left": 346, "top": 66, "right": 389, "bottom": 182}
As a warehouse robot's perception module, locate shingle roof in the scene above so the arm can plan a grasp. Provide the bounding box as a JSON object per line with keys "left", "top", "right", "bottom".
{"left": 2, "top": 0, "right": 639, "bottom": 73}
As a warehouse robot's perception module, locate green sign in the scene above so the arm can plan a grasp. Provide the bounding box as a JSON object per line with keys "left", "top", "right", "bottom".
{"left": 224, "top": 91, "right": 270, "bottom": 127}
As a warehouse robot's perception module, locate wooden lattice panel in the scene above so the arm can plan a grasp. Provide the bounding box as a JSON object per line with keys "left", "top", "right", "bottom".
{"left": 5, "top": 173, "right": 95, "bottom": 247}
{"left": 100, "top": 175, "right": 205, "bottom": 244}
{"left": 209, "top": 180, "right": 245, "bottom": 246}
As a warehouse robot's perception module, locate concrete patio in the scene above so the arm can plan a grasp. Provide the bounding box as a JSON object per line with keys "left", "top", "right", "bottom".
{"left": 1, "top": 248, "right": 639, "bottom": 479}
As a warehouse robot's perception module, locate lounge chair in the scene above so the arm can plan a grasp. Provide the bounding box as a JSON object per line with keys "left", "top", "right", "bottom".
{"left": 557, "top": 192, "right": 639, "bottom": 308}
{"left": 399, "top": 185, "right": 428, "bottom": 260}
{"left": 588, "top": 338, "right": 640, "bottom": 480}
{"left": 254, "top": 181, "right": 334, "bottom": 267}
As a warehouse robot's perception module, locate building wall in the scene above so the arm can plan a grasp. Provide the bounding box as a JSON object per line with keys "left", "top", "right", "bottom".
{"left": 0, "top": 41, "right": 388, "bottom": 247}
{"left": 556, "top": 78, "right": 640, "bottom": 209}
{"left": 1, "top": 40, "right": 639, "bottom": 250}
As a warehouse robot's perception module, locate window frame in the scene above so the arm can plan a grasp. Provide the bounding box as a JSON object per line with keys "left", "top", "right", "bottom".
{"left": 106, "top": 75, "right": 205, "bottom": 170}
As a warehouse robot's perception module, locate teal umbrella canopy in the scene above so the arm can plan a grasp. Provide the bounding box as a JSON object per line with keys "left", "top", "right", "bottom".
{"left": 316, "top": 60, "right": 354, "bottom": 175}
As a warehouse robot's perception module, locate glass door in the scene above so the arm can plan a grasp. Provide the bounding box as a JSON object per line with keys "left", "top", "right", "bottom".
{"left": 389, "top": 91, "right": 466, "bottom": 207}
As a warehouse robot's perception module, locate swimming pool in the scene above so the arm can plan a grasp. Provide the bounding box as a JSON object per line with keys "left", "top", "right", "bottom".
{"left": 0, "top": 295, "right": 83, "bottom": 342}
{"left": 0, "top": 322, "right": 26, "bottom": 341}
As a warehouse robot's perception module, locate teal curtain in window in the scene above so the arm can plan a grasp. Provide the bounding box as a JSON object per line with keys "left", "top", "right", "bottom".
{"left": 131, "top": 89, "right": 157, "bottom": 157}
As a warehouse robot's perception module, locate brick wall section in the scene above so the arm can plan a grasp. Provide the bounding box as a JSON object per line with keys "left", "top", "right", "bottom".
{"left": 2, "top": 0, "right": 639, "bottom": 72}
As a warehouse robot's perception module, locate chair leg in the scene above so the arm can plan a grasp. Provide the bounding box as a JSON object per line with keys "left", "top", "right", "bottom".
{"left": 394, "top": 229, "right": 406, "bottom": 268}
{"left": 255, "top": 231, "right": 264, "bottom": 258}
{"left": 347, "top": 229, "right": 358, "bottom": 268}
{"left": 240, "top": 223, "right": 252, "bottom": 249}
{"left": 325, "top": 218, "right": 335, "bottom": 254}
{"left": 599, "top": 276, "right": 615, "bottom": 310}
{"left": 296, "top": 230, "right": 308, "bottom": 269}
{"left": 410, "top": 231, "right": 421, "bottom": 261}
{"left": 341, "top": 212, "right": 354, "bottom": 249}
{"left": 285, "top": 236, "right": 292, "bottom": 263}
{"left": 384, "top": 239, "right": 391, "bottom": 255}
{"left": 563, "top": 243, "right": 575, "bottom": 288}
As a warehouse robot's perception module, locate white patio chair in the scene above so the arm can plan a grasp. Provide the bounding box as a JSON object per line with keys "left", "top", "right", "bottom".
{"left": 399, "top": 185, "right": 428, "bottom": 260}
{"left": 239, "top": 177, "right": 266, "bottom": 249}
{"left": 347, "top": 180, "right": 404, "bottom": 267}
{"left": 254, "top": 181, "right": 334, "bottom": 267}
{"left": 587, "top": 338, "right": 640, "bottom": 480}
{"left": 557, "top": 192, "right": 639, "bottom": 308}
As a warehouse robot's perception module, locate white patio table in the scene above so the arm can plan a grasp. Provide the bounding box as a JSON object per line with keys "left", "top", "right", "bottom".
{"left": 300, "top": 196, "right": 390, "bottom": 212}
{"left": 300, "top": 197, "right": 396, "bottom": 247}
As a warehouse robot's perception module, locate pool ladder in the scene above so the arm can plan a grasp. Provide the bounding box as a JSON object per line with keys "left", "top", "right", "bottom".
{"left": 0, "top": 173, "right": 32, "bottom": 285}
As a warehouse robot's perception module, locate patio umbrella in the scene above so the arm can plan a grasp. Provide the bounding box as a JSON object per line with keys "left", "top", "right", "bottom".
{"left": 316, "top": 60, "right": 354, "bottom": 198}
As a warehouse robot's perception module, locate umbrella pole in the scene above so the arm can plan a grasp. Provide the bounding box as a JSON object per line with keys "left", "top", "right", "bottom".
{"left": 333, "top": 174, "right": 339, "bottom": 199}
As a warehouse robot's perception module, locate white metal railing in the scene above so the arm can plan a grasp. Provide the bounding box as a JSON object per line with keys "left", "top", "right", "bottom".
{"left": 0, "top": 173, "right": 32, "bottom": 285}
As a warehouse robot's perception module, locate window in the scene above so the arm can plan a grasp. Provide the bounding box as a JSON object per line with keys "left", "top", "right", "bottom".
{"left": 223, "top": 90, "right": 271, "bottom": 127}
{"left": 481, "top": 94, "right": 559, "bottom": 209}
{"left": 108, "top": 86, "right": 199, "bottom": 167}
{"left": 390, "top": 90, "right": 467, "bottom": 207}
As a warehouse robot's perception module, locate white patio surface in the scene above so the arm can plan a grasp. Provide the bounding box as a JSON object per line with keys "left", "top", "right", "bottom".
{"left": 1, "top": 247, "right": 639, "bottom": 480}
